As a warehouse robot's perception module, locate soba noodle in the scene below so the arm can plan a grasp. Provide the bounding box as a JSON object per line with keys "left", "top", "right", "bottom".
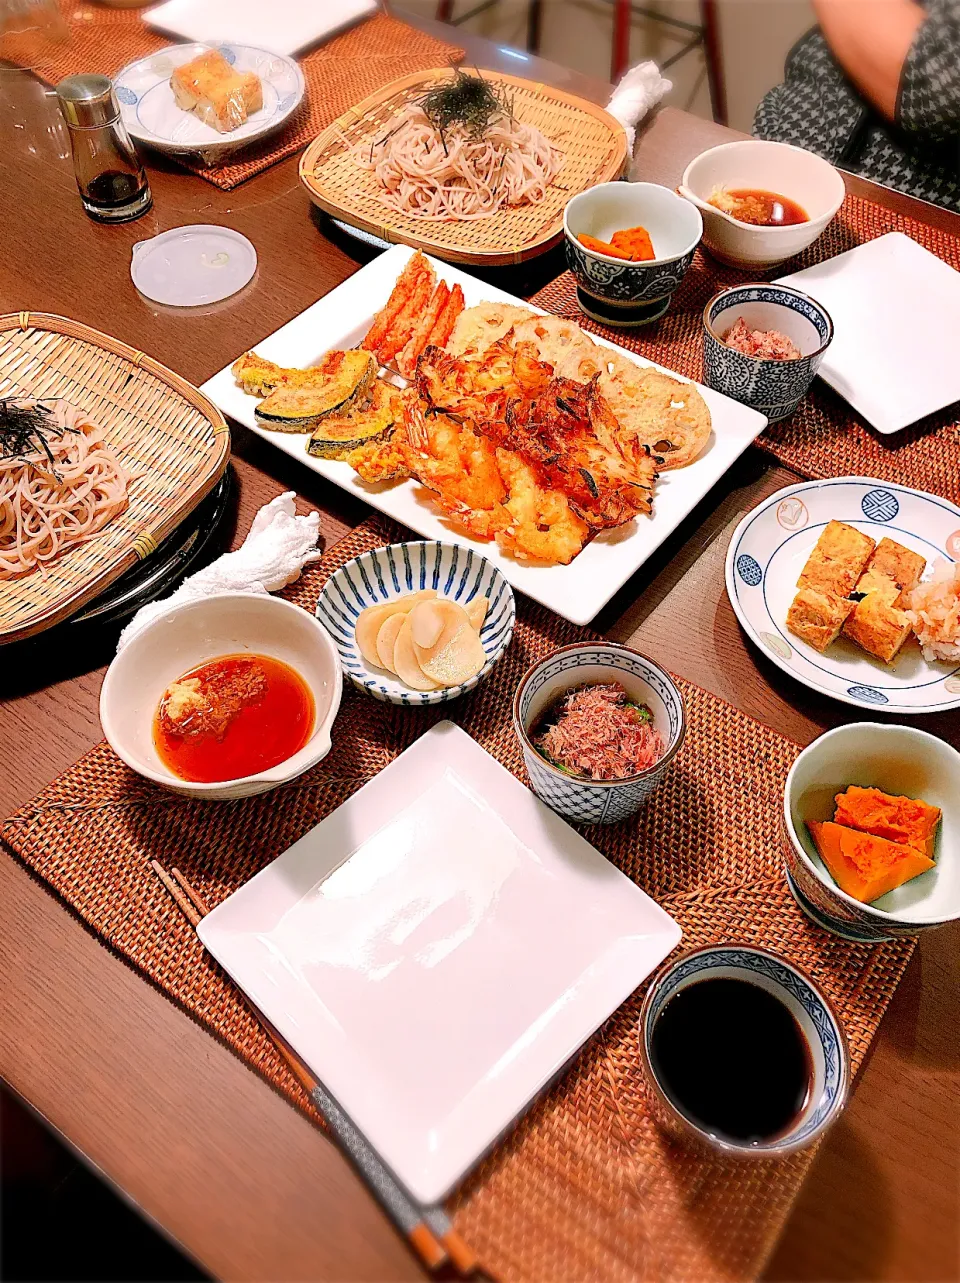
{"left": 0, "top": 399, "right": 130, "bottom": 579}
{"left": 360, "top": 104, "right": 564, "bottom": 222}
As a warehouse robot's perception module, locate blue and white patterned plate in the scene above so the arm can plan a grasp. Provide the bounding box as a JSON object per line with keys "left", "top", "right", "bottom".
{"left": 316, "top": 542, "right": 516, "bottom": 705}
{"left": 726, "top": 476, "right": 960, "bottom": 715}
{"left": 113, "top": 43, "right": 305, "bottom": 158}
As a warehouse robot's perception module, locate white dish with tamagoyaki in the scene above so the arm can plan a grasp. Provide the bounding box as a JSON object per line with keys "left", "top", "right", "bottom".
{"left": 726, "top": 476, "right": 960, "bottom": 715}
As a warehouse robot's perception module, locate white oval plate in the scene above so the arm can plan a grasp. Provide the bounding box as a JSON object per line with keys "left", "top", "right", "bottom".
{"left": 726, "top": 476, "right": 960, "bottom": 715}
{"left": 114, "top": 42, "right": 305, "bottom": 158}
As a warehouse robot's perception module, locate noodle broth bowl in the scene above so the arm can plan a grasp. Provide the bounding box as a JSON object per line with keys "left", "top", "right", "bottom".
{"left": 100, "top": 593, "right": 343, "bottom": 800}
{"left": 678, "top": 140, "right": 845, "bottom": 269}
{"left": 563, "top": 182, "right": 703, "bottom": 326}
{"left": 513, "top": 642, "right": 685, "bottom": 825}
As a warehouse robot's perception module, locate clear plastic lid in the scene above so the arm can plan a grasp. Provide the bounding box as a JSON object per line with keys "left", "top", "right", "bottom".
{"left": 130, "top": 224, "right": 257, "bottom": 306}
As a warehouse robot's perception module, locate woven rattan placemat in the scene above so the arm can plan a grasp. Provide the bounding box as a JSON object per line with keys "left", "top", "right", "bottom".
{"left": 3, "top": 514, "right": 914, "bottom": 1282}
{"left": 3, "top": 2, "right": 462, "bottom": 190}
{"left": 534, "top": 193, "right": 960, "bottom": 502}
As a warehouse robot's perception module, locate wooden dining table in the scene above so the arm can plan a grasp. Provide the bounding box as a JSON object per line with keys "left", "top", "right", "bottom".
{"left": 1, "top": 12, "right": 957, "bottom": 1282}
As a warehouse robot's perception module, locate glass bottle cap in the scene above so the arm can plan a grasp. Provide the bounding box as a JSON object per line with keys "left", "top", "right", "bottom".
{"left": 56, "top": 74, "right": 120, "bottom": 128}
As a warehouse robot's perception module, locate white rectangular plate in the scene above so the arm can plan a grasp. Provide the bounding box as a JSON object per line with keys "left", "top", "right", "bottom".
{"left": 778, "top": 232, "right": 960, "bottom": 435}
{"left": 202, "top": 245, "right": 767, "bottom": 625}
{"left": 144, "top": 0, "right": 376, "bottom": 56}
{"left": 198, "top": 721, "right": 681, "bottom": 1205}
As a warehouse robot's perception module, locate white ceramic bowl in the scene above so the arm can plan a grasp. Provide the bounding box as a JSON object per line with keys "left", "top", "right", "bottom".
{"left": 563, "top": 181, "right": 703, "bottom": 325}
{"left": 100, "top": 593, "right": 343, "bottom": 800}
{"left": 679, "top": 141, "right": 845, "bottom": 269}
{"left": 315, "top": 541, "right": 515, "bottom": 705}
{"left": 782, "top": 722, "right": 960, "bottom": 941}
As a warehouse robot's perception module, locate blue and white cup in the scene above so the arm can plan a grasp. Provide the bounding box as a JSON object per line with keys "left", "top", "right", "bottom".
{"left": 639, "top": 945, "right": 850, "bottom": 1158}
{"left": 512, "top": 642, "right": 685, "bottom": 825}
{"left": 702, "top": 283, "right": 833, "bottom": 421}
{"left": 564, "top": 181, "right": 702, "bottom": 326}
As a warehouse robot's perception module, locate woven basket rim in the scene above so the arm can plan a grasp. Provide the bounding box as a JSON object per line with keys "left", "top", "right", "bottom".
{"left": 299, "top": 67, "right": 629, "bottom": 266}
{"left": 0, "top": 311, "right": 230, "bottom": 643}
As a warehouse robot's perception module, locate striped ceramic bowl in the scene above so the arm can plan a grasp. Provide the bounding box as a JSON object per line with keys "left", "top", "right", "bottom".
{"left": 315, "top": 541, "right": 516, "bottom": 705}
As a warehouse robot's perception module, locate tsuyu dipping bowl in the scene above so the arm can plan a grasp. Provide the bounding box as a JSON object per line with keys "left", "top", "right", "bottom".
{"left": 100, "top": 593, "right": 342, "bottom": 800}
{"left": 512, "top": 642, "right": 685, "bottom": 825}
{"left": 638, "top": 945, "right": 850, "bottom": 1158}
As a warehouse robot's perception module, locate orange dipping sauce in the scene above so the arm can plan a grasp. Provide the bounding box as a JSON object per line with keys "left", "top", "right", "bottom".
{"left": 153, "top": 653, "right": 314, "bottom": 784}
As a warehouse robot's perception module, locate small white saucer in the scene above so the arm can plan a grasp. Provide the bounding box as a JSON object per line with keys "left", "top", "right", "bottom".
{"left": 131, "top": 225, "right": 257, "bottom": 306}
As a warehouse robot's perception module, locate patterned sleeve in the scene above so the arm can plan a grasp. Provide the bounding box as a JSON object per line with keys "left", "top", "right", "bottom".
{"left": 897, "top": 0, "right": 960, "bottom": 138}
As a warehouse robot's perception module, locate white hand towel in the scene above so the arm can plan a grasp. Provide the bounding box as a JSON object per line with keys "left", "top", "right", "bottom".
{"left": 117, "top": 491, "right": 322, "bottom": 650}
{"left": 607, "top": 61, "right": 673, "bottom": 152}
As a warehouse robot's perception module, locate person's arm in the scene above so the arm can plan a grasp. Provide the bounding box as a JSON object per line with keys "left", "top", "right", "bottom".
{"left": 811, "top": 0, "right": 924, "bottom": 120}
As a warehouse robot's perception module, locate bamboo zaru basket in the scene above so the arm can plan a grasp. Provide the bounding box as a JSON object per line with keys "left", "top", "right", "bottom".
{"left": 299, "top": 68, "right": 629, "bottom": 266}
{"left": 0, "top": 313, "right": 230, "bottom": 642}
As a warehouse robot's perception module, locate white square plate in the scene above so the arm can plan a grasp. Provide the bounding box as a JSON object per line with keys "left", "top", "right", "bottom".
{"left": 777, "top": 232, "right": 960, "bottom": 435}
{"left": 202, "top": 245, "right": 767, "bottom": 625}
{"left": 144, "top": 0, "right": 376, "bottom": 57}
{"left": 198, "top": 721, "right": 681, "bottom": 1204}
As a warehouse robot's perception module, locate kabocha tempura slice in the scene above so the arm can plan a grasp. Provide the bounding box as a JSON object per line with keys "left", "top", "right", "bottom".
{"left": 833, "top": 786, "right": 941, "bottom": 858}
{"left": 807, "top": 821, "right": 935, "bottom": 904}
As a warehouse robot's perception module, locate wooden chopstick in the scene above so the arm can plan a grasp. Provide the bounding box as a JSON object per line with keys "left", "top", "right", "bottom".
{"left": 152, "top": 862, "right": 478, "bottom": 1276}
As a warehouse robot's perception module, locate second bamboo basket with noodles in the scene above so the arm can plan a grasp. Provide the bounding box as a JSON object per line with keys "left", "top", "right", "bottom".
{"left": 299, "top": 68, "right": 629, "bottom": 266}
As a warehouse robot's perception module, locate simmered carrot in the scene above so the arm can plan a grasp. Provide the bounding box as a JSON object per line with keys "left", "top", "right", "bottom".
{"left": 578, "top": 226, "right": 657, "bottom": 262}
{"left": 611, "top": 226, "right": 656, "bottom": 261}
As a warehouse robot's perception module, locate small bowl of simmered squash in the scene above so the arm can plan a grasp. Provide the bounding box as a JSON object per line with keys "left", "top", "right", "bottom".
{"left": 782, "top": 721, "right": 960, "bottom": 942}
{"left": 315, "top": 541, "right": 516, "bottom": 705}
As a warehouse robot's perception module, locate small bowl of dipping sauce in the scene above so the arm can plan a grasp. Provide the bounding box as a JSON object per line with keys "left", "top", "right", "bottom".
{"left": 563, "top": 181, "right": 702, "bottom": 326}
{"left": 702, "top": 282, "right": 833, "bottom": 421}
{"left": 639, "top": 944, "right": 849, "bottom": 1158}
{"left": 678, "top": 140, "right": 845, "bottom": 269}
{"left": 100, "top": 593, "right": 342, "bottom": 800}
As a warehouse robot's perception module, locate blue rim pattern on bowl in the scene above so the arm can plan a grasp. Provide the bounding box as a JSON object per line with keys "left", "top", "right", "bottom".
{"left": 513, "top": 643, "right": 685, "bottom": 824}
{"left": 640, "top": 945, "right": 849, "bottom": 1155}
{"left": 315, "top": 541, "right": 515, "bottom": 705}
{"left": 701, "top": 283, "right": 832, "bottom": 421}
{"left": 564, "top": 239, "right": 698, "bottom": 305}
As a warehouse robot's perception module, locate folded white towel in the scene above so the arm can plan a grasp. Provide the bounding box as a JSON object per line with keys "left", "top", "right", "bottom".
{"left": 606, "top": 60, "right": 673, "bottom": 152}
{"left": 117, "top": 491, "right": 323, "bottom": 650}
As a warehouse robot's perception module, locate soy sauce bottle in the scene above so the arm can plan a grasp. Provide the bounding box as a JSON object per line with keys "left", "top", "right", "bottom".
{"left": 56, "top": 74, "right": 152, "bottom": 223}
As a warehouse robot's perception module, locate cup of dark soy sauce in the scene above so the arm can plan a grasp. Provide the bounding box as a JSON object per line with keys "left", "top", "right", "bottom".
{"left": 639, "top": 945, "right": 849, "bottom": 1158}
